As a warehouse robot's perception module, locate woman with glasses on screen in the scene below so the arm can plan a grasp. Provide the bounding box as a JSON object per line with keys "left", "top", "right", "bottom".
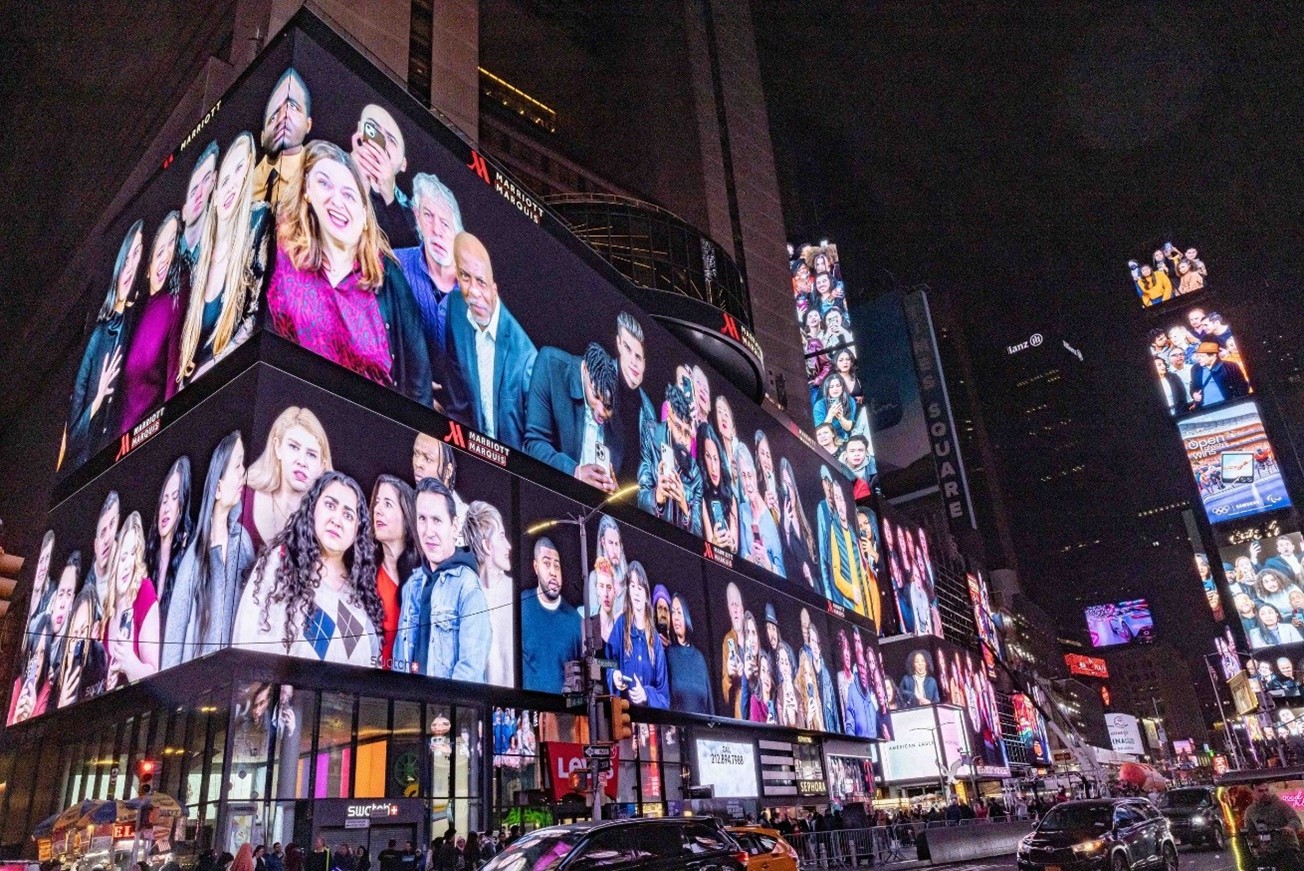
{"left": 267, "top": 140, "right": 431, "bottom": 405}
{"left": 233, "top": 471, "right": 383, "bottom": 667}
{"left": 67, "top": 220, "right": 144, "bottom": 468}
{"left": 103, "top": 511, "right": 161, "bottom": 688}
{"left": 120, "top": 211, "right": 184, "bottom": 431}
{"left": 163, "top": 431, "right": 255, "bottom": 668}
{"left": 176, "top": 132, "right": 272, "bottom": 387}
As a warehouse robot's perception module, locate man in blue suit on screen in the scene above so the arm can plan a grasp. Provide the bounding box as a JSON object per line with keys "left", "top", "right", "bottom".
{"left": 438, "top": 232, "right": 537, "bottom": 449}
{"left": 524, "top": 342, "right": 622, "bottom": 492}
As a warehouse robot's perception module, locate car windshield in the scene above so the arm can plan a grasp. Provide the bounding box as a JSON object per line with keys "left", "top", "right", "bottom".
{"left": 1039, "top": 804, "right": 1113, "bottom": 832}
{"left": 481, "top": 829, "right": 587, "bottom": 871}
{"left": 1157, "top": 789, "right": 1208, "bottom": 809}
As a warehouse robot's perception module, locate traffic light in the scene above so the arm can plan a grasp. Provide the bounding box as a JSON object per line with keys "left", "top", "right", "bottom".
{"left": 609, "top": 696, "right": 633, "bottom": 742}
{"left": 137, "top": 759, "right": 156, "bottom": 795}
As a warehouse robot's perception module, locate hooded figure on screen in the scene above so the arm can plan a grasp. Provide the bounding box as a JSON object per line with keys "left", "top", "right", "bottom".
{"left": 520, "top": 535, "right": 582, "bottom": 694}
{"left": 254, "top": 68, "right": 313, "bottom": 206}
{"left": 162, "top": 431, "right": 255, "bottom": 668}
{"left": 667, "top": 592, "right": 713, "bottom": 715}
{"left": 66, "top": 221, "right": 143, "bottom": 467}
{"left": 176, "top": 132, "right": 271, "bottom": 386}
{"left": 525, "top": 341, "right": 622, "bottom": 490}
{"left": 393, "top": 478, "right": 489, "bottom": 680}
{"left": 120, "top": 211, "right": 185, "bottom": 430}
{"left": 349, "top": 103, "right": 417, "bottom": 248}
{"left": 234, "top": 471, "right": 383, "bottom": 667}
{"left": 396, "top": 173, "right": 463, "bottom": 362}
{"left": 637, "top": 381, "right": 703, "bottom": 535}
{"left": 439, "top": 231, "right": 538, "bottom": 448}
{"left": 605, "top": 561, "right": 668, "bottom": 709}
{"left": 268, "top": 139, "right": 432, "bottom": 404}
{"left": 243, "top": 406, "right": 333, "bottom": 552}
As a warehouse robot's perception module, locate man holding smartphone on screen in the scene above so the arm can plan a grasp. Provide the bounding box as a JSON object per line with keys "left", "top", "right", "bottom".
{"left": 637, "top": 381, "right": 702, "bottom": 535}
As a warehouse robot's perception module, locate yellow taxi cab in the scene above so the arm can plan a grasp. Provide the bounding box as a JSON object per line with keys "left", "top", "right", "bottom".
{"left": 726, "top": 826, "right": 800, "bottom": 871}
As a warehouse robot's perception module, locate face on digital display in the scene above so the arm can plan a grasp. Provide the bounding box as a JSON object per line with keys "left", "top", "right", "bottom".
{"left": 1147, "top": 305, "right": 1250, "bottom": 415}
{"left": 1129, "top": 241, "right": 1207, "bottom": 308}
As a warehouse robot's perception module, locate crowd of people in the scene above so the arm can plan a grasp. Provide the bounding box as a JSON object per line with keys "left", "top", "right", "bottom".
{"left": 883, "top": 517, "right": 940, "bottom": 639}
{"left": 1148, "top": 306, "right": 1250, "bottom": 414}
{"left": 61, "top": 64, "right": 880, "bottom": 638}
{"left": 1222, "top": 534, "right": 1304, "bottom": 650}
{"left": 1129, "top": 242, "right": 1207, "bottom": 307}
{"left": 9, "top": 418, "right": 527, "bottom": 725}
{"left": 789, "top": 244, "right": 876, "bottom": 482}
{"left": 182, "top": 830, "right": 529, "bottom": 871}
{"left": 717, "top": 581, "right": 892, "bottom": 738}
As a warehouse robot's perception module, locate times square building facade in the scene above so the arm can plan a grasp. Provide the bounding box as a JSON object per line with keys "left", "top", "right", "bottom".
{"left": 0, "top": 14, "right": 900, "bottom": 858}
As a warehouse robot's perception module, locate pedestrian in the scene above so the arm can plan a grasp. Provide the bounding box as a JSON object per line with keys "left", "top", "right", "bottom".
{"left": 253, "top": 846, "right": 268, "bottom": 871}
{"left": 285, "top": 843, "right": 304, "bottom": 871}
{"left": 306, "top": 840, "right": 330, "bottom": 871}
{"left": 266, "top": 844, "right": 286, "bottom": 871}
{"left": 355, "top": 847, "right": 370, "bottom": 871}
{"left": 464, "top": 832, "right": 482, "bottom": 869}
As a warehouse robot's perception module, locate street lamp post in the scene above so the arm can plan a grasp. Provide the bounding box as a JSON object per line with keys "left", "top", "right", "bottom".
{"left": 528, "top": 482, "right": 638, "bottom": 822}
{"left": 911, "top": 726, "right": 947, "bottom": 802}
{"left": 1201, "top": 653, "right": 1246, "bottom": 770}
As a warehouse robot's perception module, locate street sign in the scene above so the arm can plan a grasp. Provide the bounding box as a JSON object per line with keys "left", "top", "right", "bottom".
{"left": 564, "top": 693, "right": 586, "bottom": 710}
{"left": 584, "top": 744, "right": 613, "bottom": 759}
{"left": 593, "top": 658, "right": 618, "bottom": 669}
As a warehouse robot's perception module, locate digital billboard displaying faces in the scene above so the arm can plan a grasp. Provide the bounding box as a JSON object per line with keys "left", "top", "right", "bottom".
{"left": 1084, "top": 600, "right": 1155, "bottom": 648}
{"left": 967, "top": 572, "right": 1003, "bottom": 672}
{"left": 1128, "top": 241, "right": 1207, "bottom": 308}
{"left": 1148, "top": 304, "right": 1251, "bottom": 415}
{"left": 1247, "top": 653, "right": 1304, "bottom": 702}
{"left": 708, "top": 568, "right": 893, "bottom": 740}
{"left": 1220, "top": 528, "right": 1304, "bottom": 651}
{"left": 1178, "top": 401, "right": 1290, "bottom": 524}
{"left": 788, "top": 242, "right": 874, "bottom": 484}
{"left": 14, "top": 367, "right": 888, "bottom": 743}
{"left": 881, "top": 514, "right": 941, "bottom": 640}
{"left": 878, "top": 640, "right": 1008, "bottom": 776}
{"left": 60, "top": 32, "right": 875, "bottom": 627}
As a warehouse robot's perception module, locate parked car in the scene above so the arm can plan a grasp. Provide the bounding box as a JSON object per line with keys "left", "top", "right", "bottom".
{"left": 481, "top": 818, "right": 748, "bottom": 871}
{"left": 727, "top": 825, "right": 800, "bottom": 871}
{"left": 1155, "top": 786, "right": 1226, "bottom": 849}
{"left": 1017, "top": 798, "right": 1178, "bottom": 871}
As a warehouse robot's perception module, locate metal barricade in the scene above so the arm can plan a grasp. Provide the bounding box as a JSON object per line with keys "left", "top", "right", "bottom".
{"left": 787, "top": 824, "right": 919, "bottom": 869}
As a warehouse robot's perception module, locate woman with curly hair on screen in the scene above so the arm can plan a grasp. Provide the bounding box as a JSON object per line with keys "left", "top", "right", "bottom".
{"left": 233, "top": 471, "right": 383, "bottom": 667}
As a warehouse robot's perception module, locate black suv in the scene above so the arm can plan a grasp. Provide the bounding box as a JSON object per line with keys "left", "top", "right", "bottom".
{"left": 1017, "top": 799, "right": 1178, "bottom": 871}
{"left": 481, "top": 818, "right": 748, "bottom": 871}
{"left": 1155, "top": 786, "right": 1226, "bottom": 849}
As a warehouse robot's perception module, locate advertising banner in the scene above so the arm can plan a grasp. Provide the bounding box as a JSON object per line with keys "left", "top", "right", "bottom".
{"left": 694, "top": 738, "right": 758, "bottom": 799}
{"left": 543, "top": 742, "right": 617, "bottom": 801}
{"left": 1106, "top": 713, "right": 1146, "bottom": 756}
{"left": 1065, "top": 654, "right": 1109, "bottom": 679}
{"left": 1178, "top": 401, "right": 1290, "bottom": 525}
{"left": 1127, "top": 240, "right": 1208, "bottom": 309}
{"left": 1146, "top": 303, "right": 1251, "bottom": 416}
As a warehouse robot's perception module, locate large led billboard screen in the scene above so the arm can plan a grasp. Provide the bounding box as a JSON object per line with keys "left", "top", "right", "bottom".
{"left": 1128, "top": 241, "right": 1207, "bottom": 308}
{"left": 881, "top": 513, "right": 941, "bottom": 640}
{"left": 788, "top": 242, "right": 875, "bottom": 484}
{"left": 49, "top": 24, "right": 881, "bottom": 627}
{"left": 12, "top": 362, "right": 891, "bottom": 744}
{"left": 1218, "top": 527, "right": 1304, "bottom": 650}
{"left": 1085, "top": 600, "right": 1155, "bottom": 648}
{"left": 1178, "top": 401, "right": 1289, "bottom": 524}
{"left": 1147, "top": 304, "right": 1251, "bottom": 415}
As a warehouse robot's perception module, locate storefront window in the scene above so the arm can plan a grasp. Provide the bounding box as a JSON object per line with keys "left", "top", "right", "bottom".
{"left": 355, "top": 696, "right": 389, "bottom": 798}
{"left": 206, "top": 701, "right": 228, "bottom": 806}
{"left": 182, "top": 704, "right": 209, "bottom": 808}
{"left": 390, "top": 700, "right": 422, "bottom": 799}
{"left": 275, "top": 686, "right": 316, "bottom": 799}
{"left": 230, "top": 683, "right": 276, "bottom": 801}
{"left": 428, "top": 704, "right": 453, "bottom": 800}
{"left": 316, "top": 692, "right": 355, "bottom": 799}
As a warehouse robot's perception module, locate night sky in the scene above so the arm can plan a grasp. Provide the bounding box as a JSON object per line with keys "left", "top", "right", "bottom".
{"left": 754, "top": 4, "right": 1304, "bottom": 667}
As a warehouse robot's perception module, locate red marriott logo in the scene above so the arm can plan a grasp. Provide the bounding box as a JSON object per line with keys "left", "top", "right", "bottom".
{"left": 467, "top": 150, "right": 491, "bottom": 184}
{"left": 444, "top": 421, "right": 468, "bottom": 449}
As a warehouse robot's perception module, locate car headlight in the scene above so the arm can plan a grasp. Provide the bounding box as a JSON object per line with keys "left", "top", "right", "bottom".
{"left": 1071, "top": 839, "right": 1106, "bottom": 855}
{"left": 1190, "top": 814, "right": 1207, "bottom": 826}
{"left": 1018, "top": 836, "right": 1034, "bottom": 855}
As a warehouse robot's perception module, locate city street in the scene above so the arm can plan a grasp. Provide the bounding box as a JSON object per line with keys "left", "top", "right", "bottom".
{"left": 928, "top": 846, "right": 1236, "bottom": 871}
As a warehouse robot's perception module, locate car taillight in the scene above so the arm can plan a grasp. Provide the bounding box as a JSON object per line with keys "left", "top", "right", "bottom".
{"left": 734, "top": 850, "right": 751, "bottom": 866}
